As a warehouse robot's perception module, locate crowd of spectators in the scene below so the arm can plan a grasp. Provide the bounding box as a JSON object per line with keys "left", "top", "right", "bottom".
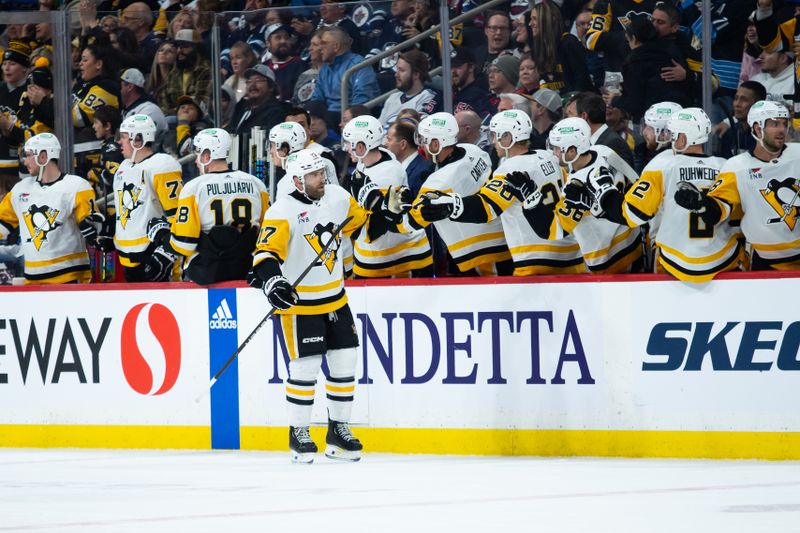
{"left": 0, "top": 0, "right": 798, "bottom": 284}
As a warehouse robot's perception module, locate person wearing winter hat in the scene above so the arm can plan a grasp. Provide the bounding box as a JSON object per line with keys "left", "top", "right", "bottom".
{"left": 120, "top": 68, "right": 167, "bottom": 134}
{"left": 488, "top": 55, "right": 520, "bottom": 114}
{"left": 0, "top": 40, "right": 32, "bottom": 171}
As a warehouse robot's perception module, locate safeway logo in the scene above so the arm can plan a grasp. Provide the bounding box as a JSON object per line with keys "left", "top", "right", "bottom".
{"left": 120, "top": 303, "right": 181, "bottom": 395}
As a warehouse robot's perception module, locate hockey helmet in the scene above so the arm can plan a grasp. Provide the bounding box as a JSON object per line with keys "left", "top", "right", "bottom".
{"left": 24, "top": 132, "right": 61, "bottom": 164}
{"left": 285, "top": 148, "right": 327, "bottom": 182}
{"left": 342, "top": 115, "right": 384, "bottom": 157}
{"left": 643, "top": 102, "right": 682, "bottom": 144}
{"left": 416, "top": 112, "right": 459, "bottom": 158}
{"left": 269, "top": 122, "right": 308, "bottom": 155}
{"left": 489, "top": 109, "right": 533, "bottom": 148}
{"left": 548, "top": 117, "right": 591, "bottom": 166}
{"left": 193, "top": 128, "right": 232, "bottom": 161}
{"left": 667, "top": 107, "right": 711, "bottom": 149}
{"left": 747, "top": 100, "right": 790, "bottom": 132}
{"left": 119, "top": 114, "right": 157, "bottom": 145}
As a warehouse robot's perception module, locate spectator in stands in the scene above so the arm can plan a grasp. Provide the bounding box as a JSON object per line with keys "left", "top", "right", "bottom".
{"left": 572, "top": 7, "right": 603, "bottom": 89}
{"left": 0, "top": 40, "right": 30, "bottom": 172}
{"left": 292, "top": 30, "right": 323, "bottom": 106}
{"left": 528, "top": 1, "right": 592, "bottom": 94}
{"left": 527, "top": 87, "right": 561, "bottom": 149}
{"left": 455, "top": 109, "right": 491, "bottom": 153}
{"left": 514, "top": 10, "right": 531, "bottom": 55}
{"left": 395, "top": 107, "right": 421, "bottom": 123}
{"left": 739, "top": 22, "right": 763, "bottom": 84}
{"left": 286, "top": 104, "right": 341, "bottom": 173}
{"left": 164, "top": 29, "right": 211, "bottom": 115}
{"left": 308, "top": 26, "right": 379, "bottom": 130}
{"left": 308, "top": 106, "right": 340, "bottom": 152}
{"left": 264, "top": 24, "right": 306, "bottom": 102}
{"left": 167, "top": 10, "right": 193, "bottom": 40}
{"left": 72, "top": 43, "right": 120, "bottom": 142}
{"left": 652, "top": 2, "right": 701, "bottom": 102}
{"left": 575, "top": 91, "right": 635, "bottom": 168}
{"left": 1, "top": 65, "right": 54, "bottom": 167}
{"left": 229, "top": 64, "right": 290, "bottom": 135}
{"left": 605, "top": 96, "right": 642, "bottom": 163}
{"left": 715, "top": 80, "right": 767, "bottom": 158}
{"left": 221, "top": 0, "right": 267, "bottom": 78}
{"left": 451, "top": 46, "right": 492, "bottom": 119}
{"left": 170, "top": 95, "right": 211, "bottom": 163}
{"left": 497, "top": 93, "right": 530, "bottom": 114}
{"left": 612, "top": 14, "right": 690, "bottom": 123}
{"left": 110, "top": 27, "right": 148, "bottom": 73}
{"left": 317, "top": 0, "right": 363, "bottom": 54}
{"left": 516, "top": 54, "right": 539, "bottom": 95}
{"left": 750, "top": 47, "right": 794, "bottom": 104}
{"left": 488, "top": 55, "right": 520, "bottom": 114}
{"left": 385, "top": 118, "right": 432, "bottom": 197}
{"left": 88, "top": 104, "right": 123, "bottom": 196}
{"left": 476, "top": 11, "right": 516, "bottom": 79}
{"left": 225, "top": 41, "right": 258, "bottom": 103}
{"left": 369, "top": 0, "right": 415, "bottom": 92}
{"left": 145, "top": 40, "right": 176, "bottom": 113}
{"left": 378, "top": 49, "right": 439, "bottom": 127}
{"left": 120, "top": 2, "right": 161, "bottom": 73}
{"left": 120, "top": 68, "right": 167, "bottom": 134}
{"left": 217, "top": 85, "right": 235, "bottom": 130}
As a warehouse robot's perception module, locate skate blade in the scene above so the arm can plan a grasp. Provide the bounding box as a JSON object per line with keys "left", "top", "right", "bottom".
{"left": 324, "top": 445, "right": 361, "bottom": 462}
{"left": 291, "top": 451, "right": 316, "bottom": 464}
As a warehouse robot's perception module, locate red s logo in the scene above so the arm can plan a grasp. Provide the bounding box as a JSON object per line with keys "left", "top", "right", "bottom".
{"left": 121, "top": 303, "right": 181, "bottom": 395}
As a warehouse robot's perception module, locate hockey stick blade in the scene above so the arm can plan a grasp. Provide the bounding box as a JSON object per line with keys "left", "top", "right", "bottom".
{"left": 195, "top": 215, "right": 354, "bottom": 403}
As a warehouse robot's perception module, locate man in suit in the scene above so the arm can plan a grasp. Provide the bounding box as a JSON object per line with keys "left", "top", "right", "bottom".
{"left": 575, "top": 92, "right": 635, "bottom": 169}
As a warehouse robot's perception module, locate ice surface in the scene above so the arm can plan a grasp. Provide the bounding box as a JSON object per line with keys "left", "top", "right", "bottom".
{"left": 1, "top": 449, "right": 799, "bottom": 532}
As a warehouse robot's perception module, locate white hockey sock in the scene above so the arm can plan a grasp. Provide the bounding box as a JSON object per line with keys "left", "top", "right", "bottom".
{"left": 286, "top": 355, "right": 322, "bottom": 428}
{"left": 325, "top": 348, "right": 357, "bottom": 422}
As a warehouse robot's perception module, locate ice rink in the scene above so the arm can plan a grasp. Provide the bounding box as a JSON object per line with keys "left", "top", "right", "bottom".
{"left": 2, "top": 449, "right": 799, "bottom": 532}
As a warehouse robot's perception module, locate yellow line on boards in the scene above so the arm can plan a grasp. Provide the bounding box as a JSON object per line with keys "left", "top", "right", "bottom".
{"left": 0, "top": 425, "right": 210, "bottom": 449}
{"left": 240, "top": 427, "right": 800, "bottom": 461}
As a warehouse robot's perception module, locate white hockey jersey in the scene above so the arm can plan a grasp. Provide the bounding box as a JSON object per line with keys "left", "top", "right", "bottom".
{"left": 253, "top": 184, "right": 369, "bottom": 315}
{"left": 0, "top": 173, "right": 94, "bottom": 284}
{"left": 405, "top": 143, "right": 511, "bottom": 272}
{"left": 620, "top": 152, "right": 742, "bottom": 282}
{"left": 709, "top": 143, "right": 800, "bottom": 268}
{"left": 554, "top": 149, "right": 642, "bottom": 273}
{"left": 113, "top": 153, "right": 182, "bottom": 267}
{"left": 170, "top": 169, "right": 269, "bottom": 267}
{"left": 487, "top": 152, "right": 585, "bottom": 275}
{"left": 378, "top": 88, "right": 438, "bottom": 127}
{"left": 352, "top": 148, "right": 432, "bottom": 277}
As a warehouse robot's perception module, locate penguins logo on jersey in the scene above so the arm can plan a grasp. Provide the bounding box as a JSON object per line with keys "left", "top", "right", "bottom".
{"left": 117, "top": 182, "right": 143, "bottom": 228}
{"left": 305, "top": 222, "right": 340, "bottom": 274}
{"left": 762, "top": 178, "right": 800, "bottom": 229}
{"left": 23, "top": 204, "right": 61, "bottom": 250}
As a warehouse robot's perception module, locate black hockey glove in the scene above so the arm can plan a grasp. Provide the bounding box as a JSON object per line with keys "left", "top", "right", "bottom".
{"left": 419, "top": 191, "right": 463, "bottom": 222}
{"left": 563, "top": 180, "right": 593, "bottom": 212}
{"left": 356, "top": 180, "right": 383, "bottom": 210}
{"left": 673, "top": 181, "right": 706, "bottom": 212}
{"left": 263, "top": 275, "right": 298, "bottom": 310}
{"left": 350, "top": 169, "right": 369, "bottom": 200}
{"left": 79, "top": 212, "right": 105, "bottom": 246}
{"left": 147, "top": 216, "right": 171, "bottom": 246}
{"left": 142, "top": 245, "right": 177, "bottom": 282}
{"left": 504, "top": 171, "right": 541, "bottom": 208}
{"left": 584, "top": 166, "right": 615, "bottom": 216}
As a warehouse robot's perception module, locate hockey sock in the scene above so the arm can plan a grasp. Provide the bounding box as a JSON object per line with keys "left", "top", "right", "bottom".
{"left": 325, "top": 348, "right": 357, "bottom": 422}
{"left": 286, "top": 355, "right": 322, "bottom": 427}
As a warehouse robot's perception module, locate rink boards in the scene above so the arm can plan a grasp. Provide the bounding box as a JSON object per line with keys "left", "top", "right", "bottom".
{"left": 1, "top": 272, "right": 799, "bottom": 459}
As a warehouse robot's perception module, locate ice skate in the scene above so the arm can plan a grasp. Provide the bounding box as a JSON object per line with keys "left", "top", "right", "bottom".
{"left": 289, "top": 426, "right": 317, "bottom": 464}
{"left": 324, "top": 419, "right": 362, "bottom": 461}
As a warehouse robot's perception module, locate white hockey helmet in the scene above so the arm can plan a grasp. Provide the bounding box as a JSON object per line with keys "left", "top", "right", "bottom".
{"left": 548, "top": 117, "right": 591, "bottom": 167}
{"left": 667, "top": 107, "right": 711, "bottom": 149}
{"left": 416, "top": 112, "right": 459, "bottom": 159}
{"left": 24, "top": 132, "right": 61, "bottom": 164}
{"left": 269, "top": 121, "right": 308, "bottom": 154}
{"left": 747, "top": 100, "right": 790, "bottom": 132}
{"left": 119, "top": 114, "right": 157, "bottom": 145}
{"left": 285, "top": 148, "right": 327, "bottom": 182}
{"left": 342, "top": 115, "right": 384, "bottom": 156}
{"left": 489, "top": 109, "right": 533, "bottom": 147}
{"left": 644, "top": 101, "right": 682, "bottom": 144}
{"left": 193, "top": 128, "right": 231, "bottom": 161}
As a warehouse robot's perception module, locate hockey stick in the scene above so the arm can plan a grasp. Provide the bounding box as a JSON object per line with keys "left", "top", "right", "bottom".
{"left": 195, "top": 215, "right": 354, "bottom": 403}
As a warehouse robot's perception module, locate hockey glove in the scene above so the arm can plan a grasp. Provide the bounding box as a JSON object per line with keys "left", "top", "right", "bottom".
{"left": 504, "top": 171, "right": 542, "bottom": 208}
{"left": 674, "top": 181, "right": 707, "bottom": 212}
{"left": 246, "top": 268, "right": 265, "bottom": 290}
{"left": 584, "top": 166, "right": 615, "bottom": 216}
{"left": 419, "top": 191, "right": 463, "bottom": 222}
{"left": 563, "top": 180, "right": 594, "bottom": 212}
{"left": 263, "top": 275, "right": 298, "bottom": 310}
{"left": 146, "top": 216, "right": 171, "bottom": 246}
{"left": 142, "top": 245, "right": 177, "bottom": 282}
{"left": 350, "top": 169, "right": 369, "bottom": 200}
{"left": 356, "top": 180, "right": 383, "bottom": 210}
{"left": 386, "top": 186, "right": 413, "bottom": 215}
{"left": 79, "top": 212, "right": 105, "bottom": 246}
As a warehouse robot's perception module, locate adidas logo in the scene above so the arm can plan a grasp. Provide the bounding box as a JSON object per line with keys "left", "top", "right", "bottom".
{"left": 209, "top": 299, "right": 237, "bottom": 330}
